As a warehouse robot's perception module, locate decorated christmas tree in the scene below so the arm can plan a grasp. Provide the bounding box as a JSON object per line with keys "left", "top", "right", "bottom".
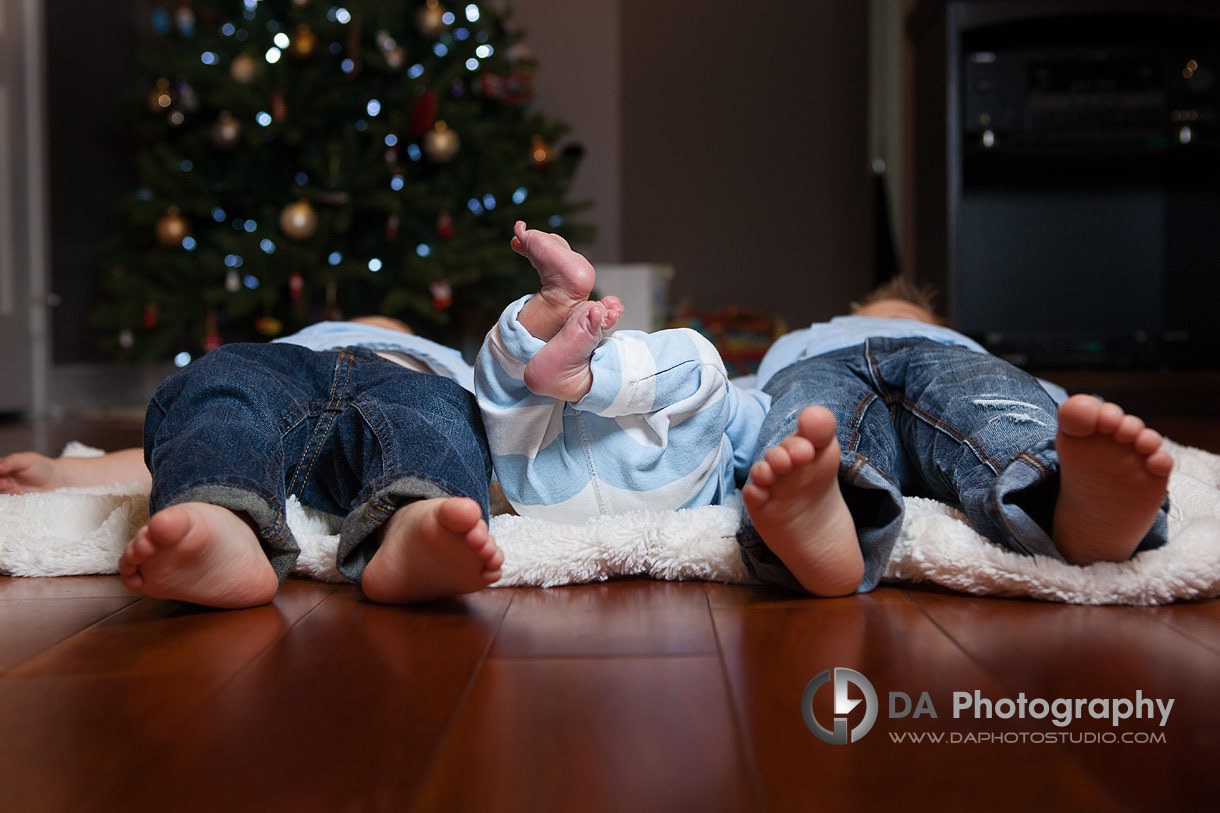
{"left": 95, "top": 0, "right": 590, "bottom": 363}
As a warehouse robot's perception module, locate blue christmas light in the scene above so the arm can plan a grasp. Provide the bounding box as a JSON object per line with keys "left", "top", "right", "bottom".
{"left": 390, "top": 175, "right": 405, "bottom": 191}
{"left": 244, "top": 220, "right": 258, "bottom": 233}
{"left": 406, "top": 144, "right": 422, "bottom": 161}
{"left": 328, "top": 252, "right": 343, "bottom": 265}
{"left": 221, "top": 23, "right": 236, "bottom": 37}
{"left": 416, "top": 244, "right": 432, "bottom": 257}
{"left": 549, "top": 215, "right": 564, "bottom": 227}
{"left": 476, "top": 44, "right": 494, "bottom": 58}
{"left": 256, "top": 112, "right": 272, "bottom": 127}
{"left": 212, "top": 207, "right": 227, "bottom": 222}
{"left": 455, "top": 28, "right": 470, "bottom": 41}
{"left": 368, "top": 258, "right": 383, "bottom": 272}
{"left": 182, "top": 236, "right": 197, "bottom": 251}
{"left": 265, "top": 47, "right": 282, "bottom": 63}
{"left": 295, "top": 172, "right": 309, "bottom": 185}
{"left": 335, "top": 8, "right": 352, "bottom": 24}
{"left": 201, "top": 51, "right": 219, "bottom": 65}
{"left": 224, "top": 254, "right": 244, "bottom": 268}
{"left": 385, "top": 134, "right": 398, "bottom": 147}
{"left": 174, "top": 352, "right": 192, "bottom": 368}
{"left": 467, "top": 198, "right": 483, "bottom": 215}
{"left": 466, "top": 4, "right": 481, "bottom": 22}
{"left": 243, "top": 275, "right": 259, "bottom": 289}
{"left": 512, "top": 187, "right": 528, "bottom": 204}
{"left": 367, "top": 100, "right": 382, "bottom": 117}
{"left": 407, "top": 64, "right": 425, "bottom": 79}
{"left": 180, "top": 160, "right": 193, "bottom": 172}
{"left": 151, "top": 9, "right": 171, "bottom": 35}
{"left": 466, "top": 58, "right": 479, "bottom": 71}
{"left": 442, "top": 12, "right": 456, "bottom": 25}
{"left": 482, "top": 194, "right": 497, "bottom": 210}
{"left": 341, "top": 59, "right": 356, "bottom": 73}
{"left": 260, "top": 239, "right": 276, "bottom": 254}
{"left": 433, "top": 43, "right": 449, "bottom": 57}
{"left": 273, "top": 32, "right": 290, "bottom": 48}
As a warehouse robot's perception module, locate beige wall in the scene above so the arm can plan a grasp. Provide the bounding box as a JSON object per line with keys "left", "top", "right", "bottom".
{"left": 514, "top": 0, "right": 872, "bottom": 327}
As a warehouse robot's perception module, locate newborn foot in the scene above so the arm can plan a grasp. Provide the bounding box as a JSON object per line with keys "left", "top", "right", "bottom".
{"left": 118, "top": 503, "right": 278, "bottom": 608}
{"left": 742, "top": 405, "right": 863, "bottom": 597}
{"left": 1052, "top": 394, "right": 1173, "bottom": 565}
{"left": 512, "top": 220, "right": 598, "bottom": 341}
{"left": 524, "top": 297, "right": 623, "bottom": 401}
{"left": 360, "top": 496, "right": 504, "bottom": 604}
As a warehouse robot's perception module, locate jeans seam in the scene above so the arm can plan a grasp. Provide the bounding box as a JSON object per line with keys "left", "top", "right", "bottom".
{"left": 897, "top": 395, "right": 1004, "bottom": 474}
{"left": 1016, "top": 450, "right": 1049, "bottom": 477}
{"left": 845, "top": 393, "right": 876, "bottom": 452}
{"left": 354, "top": 396, "right": 397, "bottom": 484}
{"left": 289, "top": 352, "right": 356, "bottom": 495}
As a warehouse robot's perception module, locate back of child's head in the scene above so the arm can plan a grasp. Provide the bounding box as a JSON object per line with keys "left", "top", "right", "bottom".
{"left": 850, "top": 277, "right": 947, "bottom": 326}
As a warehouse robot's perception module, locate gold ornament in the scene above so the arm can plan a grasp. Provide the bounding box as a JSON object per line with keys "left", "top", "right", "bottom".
{"left": 530, "top": 134, "right": 553, "bottom": 166}
{"left": 424, "top": 120, "right": 460, "bottom": 162}
{"left": 289, "top": 23, "right": 319, "bottom": 60}
{"left": 416, "top": 0, "right": 448, "bottom": 38}
{"left": 291, "top": 0, "right": 310, "bottom": 6}
{"left": 148, "top": 78, "right": 173, "bottom": 114}
{"left": 155, "top": 206, "right": 190, "bottom": 247}
{"left": 386, "top": 45, "right": 407, "bottom": 71}
{"left": 230, "top": 53, "right": 258, "bottom": 83}
{"left": 279, "top": 200, "right": 319, "bottom": 240}
{"left": 211, "top": 111, "right": 243, "bottom": 149}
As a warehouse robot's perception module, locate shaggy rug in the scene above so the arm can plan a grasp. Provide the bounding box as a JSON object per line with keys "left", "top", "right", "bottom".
{"left": 2, "top": 441, "right": 1218, "bottom": 605}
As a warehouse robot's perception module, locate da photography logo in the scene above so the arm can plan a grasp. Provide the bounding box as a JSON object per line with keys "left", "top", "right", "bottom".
{"left": 802, "top": 668, "right": 878, "bottom": 745}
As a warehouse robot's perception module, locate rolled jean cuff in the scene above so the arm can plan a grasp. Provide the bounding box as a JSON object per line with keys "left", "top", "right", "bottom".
{"left": 155, "top": 483, "right": 300, "bottom": 580}
{"left": 336, "top": 475, "right": 478, "bottom": 583}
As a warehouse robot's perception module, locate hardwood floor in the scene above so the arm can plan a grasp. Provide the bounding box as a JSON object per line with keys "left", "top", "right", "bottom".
{"left": 0, "top": 576, "right": 1216, "bottom": 812}
{"left": 1, "top": 384, "right": 1217, "bottom": 812}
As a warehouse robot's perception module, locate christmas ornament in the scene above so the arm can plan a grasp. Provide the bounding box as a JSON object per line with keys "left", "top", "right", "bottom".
{"left": 289, "top": 23, "right": 318, "bottom": 60}
{"left": 254, "top": 316, "right": 283, "bottom": 336}
{"left": 270, "top": 91, "right": 287, "bottom": 122}
{"left": 292, "top": 0, "right": 309, "bottom": 7}
{"left": 411, "top": 90, "right": 438, "bottom": 136}
{"left": 322, "top": 283, "right": 342, "bottom": 321}
{"left": 424, "top": 121, "right": 460, "bottom": 162}
{"left": 230, "top": 53, "right": 258, "bottom": 83}
{"left": 155, "top": 206, "right": 190, "bottom": 246}
{"left": 279, "top": 200, "right": 319, "bottom": 240}
{"left": 211, "top": 111, "right": 243, "bottom": 149}
{"left": 142, "top": 302, "right": 160, "bottom": 330}
{"left": 386, "top": 214, "right": 400, "bottom": 239}
{"left": 436, "top": 210, "right": 455, "bottom": 239}
{"left": 427, "top": 280, "right": 451, "bottom": 308}
{"left": 530, "top": 134, "right": 553, "bottom": 167}
{"left": 202, "top": 314, "right": 222, "bottom": 352}
{"left": 430, "top": 280, "right": 453, "bottom": 310}
{"left": 416, "top": 0, "right": 448, "bottom": 38}
{"left": 176, "top": 81, "right": 199, "bottom": 112}
{"left": 148, "top": 78, "right": 173, "bottom": 114}
{"left": 481, "top": 72, "right": 533, "bottom": 106}
{"left": 289, "top": 271, "right": 304, "bottom": 306}
{"left": 386, "top": 45, "right": 406, "bottom": 71}
{"left": 225, "top": 269, "right": 241, "bottom": 292}
{"left": 175, "top": 3, "right": 196, "bottom": 36}
{"left": 118, "top": 329, "right": 134, "bottom": 349}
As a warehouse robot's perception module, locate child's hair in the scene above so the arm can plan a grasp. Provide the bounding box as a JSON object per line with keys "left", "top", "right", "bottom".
{"left": 850, "top": 276, "right": 948, "bottom": 326}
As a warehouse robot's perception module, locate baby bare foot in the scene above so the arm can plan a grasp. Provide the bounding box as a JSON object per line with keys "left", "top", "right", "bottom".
{"left": 1052, "top": 394, "right": 1173, "bottom": 565}
{"left": 512, "top": 220, "right": 598, "bottom": 341}
{"left": 742, "top": 405, "right": 863, "bottom": 597}
{"left": 360, "top": 496, "right": 503, "bottom": 604}
{"left": 118, "top": 503, "right": 278, "bottom": 608}
{"left": 523, "top": 297, "right": 623, "bottom": 401}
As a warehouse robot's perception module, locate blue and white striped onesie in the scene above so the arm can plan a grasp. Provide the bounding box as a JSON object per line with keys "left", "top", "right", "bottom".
{"left": 475, "top": 295, "right": 770, "bottom": 522}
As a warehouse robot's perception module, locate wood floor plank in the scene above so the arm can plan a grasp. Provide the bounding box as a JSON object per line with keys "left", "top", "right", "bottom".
{"left": 0, "top": 580, "right": 337, "bottom": 812}
{"left": 87, "top": 586, "right": 513, "bottom": 812}
{"left": 414, "top": 655, "right": 758, "bottom": 812}
{"left": 908, "top": 590, "right": 1220, "bottom": 809}
{"left": 0, "top": 574, "right": 138, "bottom": 600}
{"left": 713, "top": 587, "right": 1121, "bottom": 813}
{"left": 491, "top": 578, "right": 718, "bottom": 657}
{"left": 0, "top": 594, "right": 137, "bottom": 673}
{"left": 1140, "top": 599, "right": 1220, "bottom": 656}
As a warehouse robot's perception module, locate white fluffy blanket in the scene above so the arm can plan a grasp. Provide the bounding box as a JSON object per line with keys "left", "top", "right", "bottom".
{"left": 2, "top": 442, "right": 1219, "bottom": 605}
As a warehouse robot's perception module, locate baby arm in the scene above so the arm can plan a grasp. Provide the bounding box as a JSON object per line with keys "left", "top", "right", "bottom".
{"left": 0, "top": 447, "right": 150, "bottom": 494}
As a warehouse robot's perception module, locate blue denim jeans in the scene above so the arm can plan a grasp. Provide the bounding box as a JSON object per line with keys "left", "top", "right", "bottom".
{"left": 143, "top": 343, "right": 492, "bottom": 583}
{"left": 738, "top": 338, "right": 1169, "bottom": 593}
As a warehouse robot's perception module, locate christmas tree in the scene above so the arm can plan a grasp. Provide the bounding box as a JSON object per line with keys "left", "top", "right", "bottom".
{"left": 95, "top": 0, "right": 590, "bottom": 363}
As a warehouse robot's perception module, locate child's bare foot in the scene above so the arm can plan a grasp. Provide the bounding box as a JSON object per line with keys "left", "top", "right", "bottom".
{"left": 523, "top": 297, "right": 623, "bottom": 401}
{"left": 742, "top": 405, "right": 863, "bottom": 596}
{"left": 360, "top": 496, "right": 503, "bottom": 604}
{"left": 118, "top": 503, "right": 278, "bottom": 608}
{"left": 512, "top": 220, "right": 598, "bottom": 341}
{"left": 1052, "top": 394, "right": 1173, "bottom": 565}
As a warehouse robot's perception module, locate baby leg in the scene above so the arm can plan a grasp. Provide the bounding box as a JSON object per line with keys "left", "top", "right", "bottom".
{"left": 523, "top": 297, "right": 624, "bottom": 401}
{"left": 511, "top": 220, "right": 599, "bottom": 342}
